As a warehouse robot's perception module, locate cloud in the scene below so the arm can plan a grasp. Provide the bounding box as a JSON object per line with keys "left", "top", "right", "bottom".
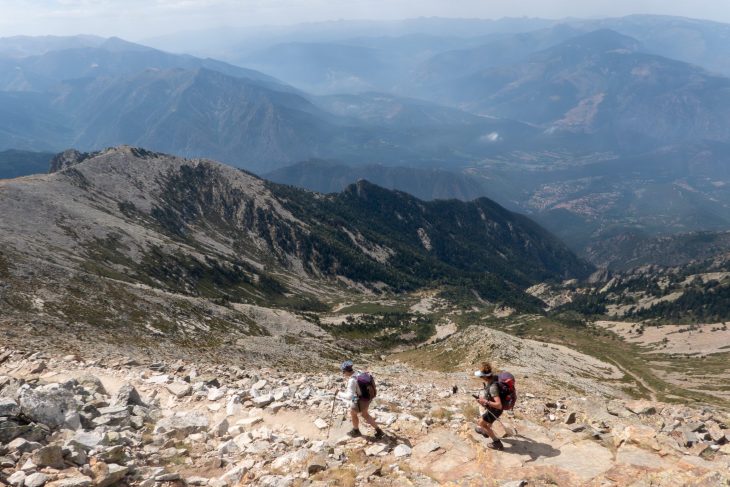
{"left": 479, "top": 132, "right": 502, "bottom": 143}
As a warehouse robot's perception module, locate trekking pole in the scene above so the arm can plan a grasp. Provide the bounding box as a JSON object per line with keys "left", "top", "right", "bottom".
{"left": 326, "top": 391, "right": 338, "bottom": 438}
{"left": 485, "top": 408, "right": 518, "bottom": 437}
{"left": 473, "top": 392, "right": 518, "bottom": 438}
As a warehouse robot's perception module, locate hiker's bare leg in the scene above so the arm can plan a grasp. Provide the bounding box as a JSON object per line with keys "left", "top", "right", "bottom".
{"left": 478, "top": 418, "right": 498, "bottom": 441}
{"left": 360, "top": 402, "right": 379, "bottom": 430}
{"left": 350, "top": 408, "right": 360, "bottom": 430}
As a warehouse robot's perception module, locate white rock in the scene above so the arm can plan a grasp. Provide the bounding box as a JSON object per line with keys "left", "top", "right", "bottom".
{"left": 252, "top": 379, "right": 268, "bottom": 391}
{"left": 210, "top": 418, "right": 229, "bottom": 437}
{"left": 273, "top": 387, "right": 290, "bottom": 401}
{"left": 166, "top": 382, "right": 192, "bottom": 398}
{"left": 393, "top": 444, "right": 412, "bottom": 457}
{"left": 313, "top": 418, "right": 328, "bottom": 430}
{"left": 218, "top": 439, "right": 239, "bottom": 455}
{"left": 271, "top": 449, "right": 309, "bottom": 471}
{"left": 267, "top": 401, "right": 285, "bottom": 413}
{"left": 18, "top": 383, "right": 80, "bottom": 430}
{"left": 226, "top": 396, "right": 242, "bottom": 416}
{"left": 8, "top": 471, "right": 26, "bottom": 487}
{"left": 208, "top": 388, "right": 225, "bottom": 401}
{"left": 70, "top": 431, "right": 103, "bottom": 451}
{"left": 25, "top": 472, "right": 49, "bottom": 487}
{"left": 154, "top": 412, "right": 209, "bottom": 438}
{"left": 310, "top": 440, "right": 327, "bottom": 452}
{"left": 45, "top": 477, "right": 92, "bottom": 487}
{"left": 220, "top": 465, "right": 248, "bottom": 485}
{"left": 253, "top": 395, "right": 273, "bottom": 407}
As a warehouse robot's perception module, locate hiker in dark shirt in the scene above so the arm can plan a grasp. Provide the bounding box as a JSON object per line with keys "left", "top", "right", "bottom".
{"left": 473, "top": 361, "right": 504, "bottom": 450}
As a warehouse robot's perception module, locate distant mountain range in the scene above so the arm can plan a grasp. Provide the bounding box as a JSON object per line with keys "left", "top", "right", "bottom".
{"left": 4, "top": 17, "right": 730, "bottom": 269}
{"left": 0, "top": 36, "right": 551, "bottom": 172}
{"left": 437, "top": 30, "right": 730, "bottom": 149}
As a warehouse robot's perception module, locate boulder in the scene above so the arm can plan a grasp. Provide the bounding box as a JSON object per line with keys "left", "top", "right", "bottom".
{"left": 154, "top": 412, "right": 209, "bottom": 439}
{"left": 607, "top": 400, "right": 632, "bottom": 418}
{"left": 166, "top": 382, "right": 192, "bottom": 398}
{"left": 307, "top": 454, "right": 328, "bottom": 475}
{"left": 8, "top": 471, "right": 26, "bottom": 487}
{"left": 45, "top": 476, "right": 92, "bottom": 487}
{"left": 271, "top": 449, "right": 309, "bottom": 471}
{"left": 94, "top": 405, "right": 130, "bottom": 428}
{"left": 393, "top": 444, "right": 412, "bottom": 458}
{"left": 0, "top": 397, "right": 20, "bottom": 417}
{"left": 226, "top": 396, "right": 242, "bottom": 416}
{"left": 113, "top": 384, "right": 144, "bottom": 406}
{"left": 220, "top": 465, "right": 248, "bottom": 485}
{"left": 615, "top": 425, "right": 660, "bottom": 451}
{"left": 211, "top": 417, "right": 229, "bottom": 437}
{"left": 706, "top": 422, "right": 725, "bottom": 443}
{"left": 18, "top": 384, "right": 80, "bottom": 430}
{"left": 625, "top": 400, "right": 656, "bottom": 415}
{"left": 69, "top": 431, "right": 103, "bottom": 451}
{"left": 75, "top": 375, "right": 106, "bottom": 395}
{"left": 8, "top": 437, "right": 40, "bottom": 454}
{"left": 251, "top": 379, "right": 267, "bottom": 391}
{"left": 207, "top": 388, "right": 226, "bottom": 401}
{"left": 91, "top": 462, "right": 128, "bottom": 487}
{"left": 187, "top": 477, "right": 210, "bottom": 486}
{"left": 0, "top": 418, "right": 49, "bottom": 443}
{"left": 564, "top": 411, "right": 577, "bottom": 425}
{"left": 253, "top": 395, "right": 273, "bottom": 408}
{"left": 25, "top": 473, "right": 49, "bottom": 487}
{"left": 31, "top": 444, "right": 65, "bottom": 469}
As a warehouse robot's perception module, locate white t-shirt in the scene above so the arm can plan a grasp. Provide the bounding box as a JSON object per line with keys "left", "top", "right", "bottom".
{"left": 337, "top": 373, "right": 361, "bottom": 406}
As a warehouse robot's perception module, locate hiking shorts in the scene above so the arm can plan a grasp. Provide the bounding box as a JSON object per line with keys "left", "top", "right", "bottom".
{"left": 481, "top": 407, "right": 503, "bottom": 424}
{"left": 351, "top": 399, "right": 371, "bottom": 412}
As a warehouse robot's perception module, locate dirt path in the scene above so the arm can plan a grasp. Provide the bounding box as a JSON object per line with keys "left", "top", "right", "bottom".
{"left": 607, "top": 358, "right": 658, "bottom": 401}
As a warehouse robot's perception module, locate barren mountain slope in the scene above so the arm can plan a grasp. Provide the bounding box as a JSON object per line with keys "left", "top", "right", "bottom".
{"left": 0, "top": 146, "right": 590, "bottom": 366}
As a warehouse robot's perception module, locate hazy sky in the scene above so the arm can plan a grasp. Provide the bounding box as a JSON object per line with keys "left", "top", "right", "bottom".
{"left": 2, "top": 0, "right": 730, "bottom": 39}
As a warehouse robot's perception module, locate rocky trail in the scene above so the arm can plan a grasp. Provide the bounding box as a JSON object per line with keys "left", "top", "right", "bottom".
{"left": 1, "top": 345, "right": 730, "bottom": 487}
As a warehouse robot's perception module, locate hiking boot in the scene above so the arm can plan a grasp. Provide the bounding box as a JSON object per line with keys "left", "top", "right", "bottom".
{"left": 474, "top": 426, "right": 490, "bottom": 438}
{"left": 487, "top": 439, "right": 504, "bottom": 451}
{"left": 374, "top": 428, "right": 385, "bottom": 439}
{"left": 347, "top": 428, "right": 362, "bottom": 438}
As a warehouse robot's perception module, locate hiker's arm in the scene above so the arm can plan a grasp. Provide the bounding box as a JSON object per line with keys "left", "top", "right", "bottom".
{"left": 477, "top": 396, "right": 501, "bottom": 409}
{"left": 347, "top": 377, "right": 358, "bottom": 400}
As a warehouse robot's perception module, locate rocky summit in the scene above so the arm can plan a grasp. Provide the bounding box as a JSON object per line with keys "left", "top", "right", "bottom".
{"left": 1, "top": 337, "right": 729, "bottom": 486}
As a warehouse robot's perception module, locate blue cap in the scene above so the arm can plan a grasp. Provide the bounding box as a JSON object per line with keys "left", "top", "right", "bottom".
{"left": 340, "top": 360, "right": 354, "bottom": 372}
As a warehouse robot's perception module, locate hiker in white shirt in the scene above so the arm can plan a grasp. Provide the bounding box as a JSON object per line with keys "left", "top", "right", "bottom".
{"left": 338, "top": 360, "right": 384, "bottom": 438}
